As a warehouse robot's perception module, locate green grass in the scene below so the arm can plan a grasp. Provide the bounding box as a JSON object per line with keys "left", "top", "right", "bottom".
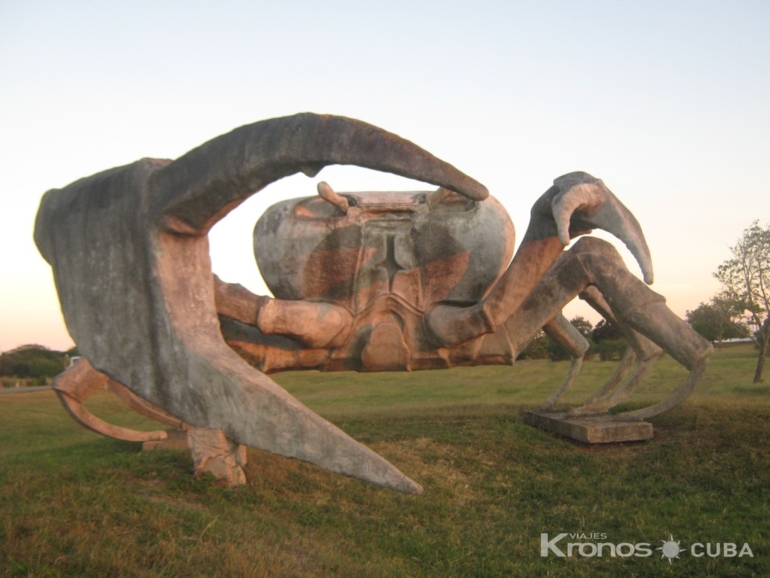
{"left": 1, "top": 344, "right": 768, "bottom": 577}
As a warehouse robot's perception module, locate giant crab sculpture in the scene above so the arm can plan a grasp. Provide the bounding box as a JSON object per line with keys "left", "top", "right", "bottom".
{"left": 35, "top": 113, "right": 712, "bottom": 494}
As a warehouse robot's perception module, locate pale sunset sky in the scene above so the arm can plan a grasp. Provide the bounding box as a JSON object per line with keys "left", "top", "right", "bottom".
{"left": 1, "top": 1, "right": 768, "bottom": 352}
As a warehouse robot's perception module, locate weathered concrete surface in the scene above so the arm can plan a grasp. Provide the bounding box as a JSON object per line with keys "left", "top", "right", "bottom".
{"left": 53, "top": 358, "right": 170, "bottom": 443}
{"left": 187, "top": 428, "right": 248, "bottom": 486}
{"left": 143, "top": 428, "right": 248, "bottom": 486}
{"left": 226, "top": 185, "right": 515, "bottom": 372}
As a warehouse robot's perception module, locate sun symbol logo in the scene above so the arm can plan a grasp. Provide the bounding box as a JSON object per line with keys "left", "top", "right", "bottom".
{"left": 657, "top": 534, "right": 684, "bottom": 564}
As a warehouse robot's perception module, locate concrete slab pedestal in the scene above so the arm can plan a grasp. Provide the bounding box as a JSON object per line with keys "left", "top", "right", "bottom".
{"left": 523, "top": 410, "right": 653, "bottom": 443}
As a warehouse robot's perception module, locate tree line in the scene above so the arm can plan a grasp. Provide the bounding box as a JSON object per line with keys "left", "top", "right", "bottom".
{"left": 0, "top": 345, "right": 77, "bottom": 386}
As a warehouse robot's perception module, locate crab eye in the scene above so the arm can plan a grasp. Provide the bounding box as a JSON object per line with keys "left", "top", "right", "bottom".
{"left": 316, "top": 181, "right": 350, "bottom": 213}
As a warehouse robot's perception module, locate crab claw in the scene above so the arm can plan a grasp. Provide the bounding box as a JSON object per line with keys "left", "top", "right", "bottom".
{"left": 35, "top": 113, "right": 492, "bottom": 495}
{"left": 551, "top": 172, "right": 653, "bottom": 284}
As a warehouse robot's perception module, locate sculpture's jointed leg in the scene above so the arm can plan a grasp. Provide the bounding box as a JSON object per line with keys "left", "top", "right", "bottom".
{"left": 577, "top": 347, "right": 637, "bottom": 407}
{"left": 503, "top": 237, "right": 712, "bottom": 419}
{"left": 537, "top": 313, "right": 590, "bottom": 410}
{"left": 568, "top": 286, "right": 663, "bottom": 415}
{"left": 53, "top": 358, "right": 173, "bottom": 442}
{"left": 425, "top": 171, "right": 711, "bottom": 417}
{"left": 426, "top": 172, "right": 654, "bottom": 347}
{"left": 214, "top": 276, "right": 353, "bottom": 350}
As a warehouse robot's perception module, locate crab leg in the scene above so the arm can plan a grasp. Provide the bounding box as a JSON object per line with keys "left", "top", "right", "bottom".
{"left": 214, "top": 276, "right": 353, "bottom": 349}
{"left": 53, "top": 359, "right": 170, "bottom": 442}
{"left": 423, "top": 172, "right": 711, "bottom": 417}
{"left": 577, "top": 279, "right": 705, "bottom": 421}
{"left": 569, "top": 351, "right": 662, "bottom": 416}
{"left": 500, "top": 237, "right": 712, "bottom": 419}
{"left": 538, "top": 313, "right": 590, "bottom": 410}
{"left": 577, "top": 347, "right": 637, "bottom": 407}
{"left": 568, "top": 286, "right": 663, "bottom": 415}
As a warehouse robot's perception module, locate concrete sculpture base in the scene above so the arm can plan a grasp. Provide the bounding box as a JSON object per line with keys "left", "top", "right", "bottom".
{"left": 523, "top": 410, "right": 653, "bottom": 443}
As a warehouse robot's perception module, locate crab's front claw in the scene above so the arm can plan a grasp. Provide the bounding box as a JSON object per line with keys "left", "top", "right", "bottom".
{"left": 549, "top": 172, "right": 653, "bottom": 284}
{"left": 38, "top": 113, "right": 492, "bottom": 495}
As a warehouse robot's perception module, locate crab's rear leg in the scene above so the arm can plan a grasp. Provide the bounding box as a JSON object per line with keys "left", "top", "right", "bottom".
{"left": 580, "top": 347, "right": 636, "bottom": 407}
{"left": 515, "top": 309, "right": 638, "bottom": 412}
{"left": 501, "top": 237, "right": 712, "bottom": 418}
{"left": 581, "top": 270, "right": 708, "bottom": 421}
{"left": 536, "top": 313, "right": 590, "bottom": 410}
{"left": 567, "top": 286, "right": 664, "bottom": 415}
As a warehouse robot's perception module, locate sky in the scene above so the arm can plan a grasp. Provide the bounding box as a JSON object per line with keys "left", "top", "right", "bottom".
{"left": 1, "top": 0, "right": 768, "bottom": 352}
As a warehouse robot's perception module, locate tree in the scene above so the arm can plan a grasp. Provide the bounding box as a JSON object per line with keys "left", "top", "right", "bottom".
{"left": 714, "top": 221, "right": 770, "bottom": 383}
{"left": 591, "top": 319, "right": 624, "bottom": 343}
{"left": 570, "top": 316, "right": 594, "bottom": 340}
{"left": 590, "top": 319, "right": 627, "bottom": 361}
{"left": 686, "top": 296, "right": 748, "bottom": 348}
{"left": 0, "top": 345, "right": 66, "bottom": 379}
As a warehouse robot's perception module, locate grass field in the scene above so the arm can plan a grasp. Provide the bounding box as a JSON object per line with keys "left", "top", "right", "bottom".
{"left": 1, "top": 344, "right": 768, "bottom": 577}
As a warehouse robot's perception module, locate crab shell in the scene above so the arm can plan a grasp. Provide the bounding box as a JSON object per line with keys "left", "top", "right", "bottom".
{"left": 238, "top": 190, "right": 513, "bottom": 372}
